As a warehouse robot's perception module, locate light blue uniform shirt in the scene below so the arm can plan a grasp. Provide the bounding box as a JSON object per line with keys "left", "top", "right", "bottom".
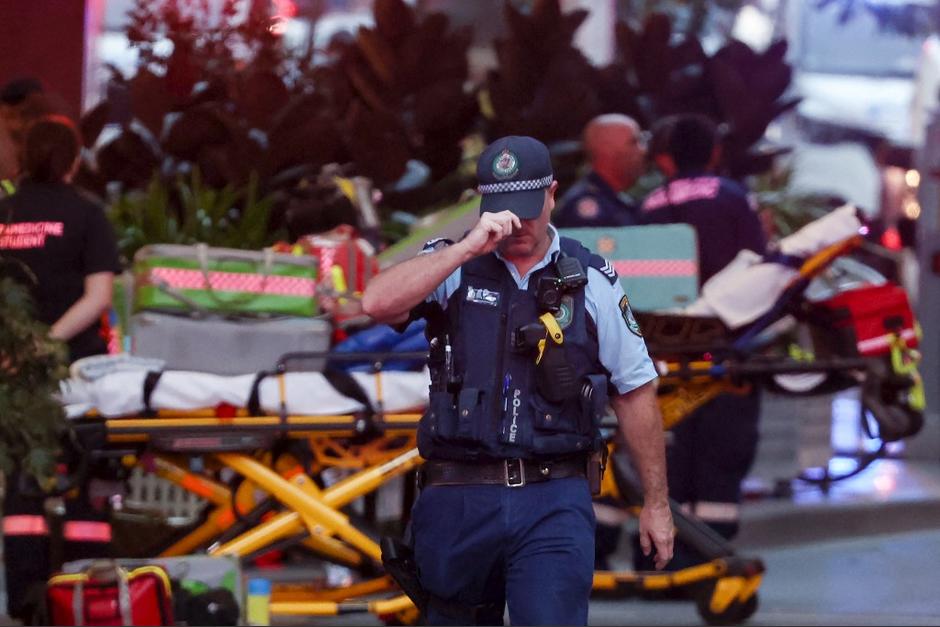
{"left": 421, "top": 225, "right": 658, "bottom": 395}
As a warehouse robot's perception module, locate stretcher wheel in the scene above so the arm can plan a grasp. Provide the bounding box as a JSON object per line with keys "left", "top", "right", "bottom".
{"left": 770, "top": 372, "right": 829, "bottom": 394}
{"left": 694, "top": 581, "right": 759, "bottom": 626}
{"left": 380, "top": 607, "right": 422, "bottom": 626}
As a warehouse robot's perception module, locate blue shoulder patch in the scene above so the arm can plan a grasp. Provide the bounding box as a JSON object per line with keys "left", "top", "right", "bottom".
{"left": 589, "top": 254, "right": 618, "bottom": 285}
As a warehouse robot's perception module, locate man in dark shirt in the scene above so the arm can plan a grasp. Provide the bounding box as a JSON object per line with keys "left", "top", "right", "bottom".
{"left": 0, "top": 115, "right": 120, "bottom": 361}
{"left": 554, "top": 113, "right": 647, "bottom": 228}
{"left": 639, "top": 114, "right": 765, "bottom": 567}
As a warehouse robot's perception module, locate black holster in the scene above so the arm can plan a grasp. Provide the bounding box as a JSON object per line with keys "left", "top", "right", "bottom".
{"left": 381, "top": 536, "right": 504, "bottom": 623}
{"left": 587, "top": 446, "right": 608, "bottom": 496}
{"left": 380, "top": 536, "right": 428, "bottom": 614}
{"left": 535, "top": 340, "right": 579, "bottom": 403}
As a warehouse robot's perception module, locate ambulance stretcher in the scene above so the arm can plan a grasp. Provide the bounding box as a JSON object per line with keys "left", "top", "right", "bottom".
{"left": 63, "top": 354, "right": 767, "bottom": 627}
{"left": 57, "top": 231, "right": 923, "bottom": 626}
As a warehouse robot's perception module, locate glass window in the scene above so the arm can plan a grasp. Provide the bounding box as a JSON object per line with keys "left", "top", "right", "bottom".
{"left": 800, "top": 2, "right": 930, "bottom": 77}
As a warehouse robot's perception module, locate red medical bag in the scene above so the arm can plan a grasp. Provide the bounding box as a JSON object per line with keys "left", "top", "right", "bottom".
{"left": 274, "top": 224, "right": 379, "bottom": 296}
{"left": 814, "top": 283, "right": 918, "bottom": 357}
{"left": 47, "top": 561, "right": 174, "bottom": 626}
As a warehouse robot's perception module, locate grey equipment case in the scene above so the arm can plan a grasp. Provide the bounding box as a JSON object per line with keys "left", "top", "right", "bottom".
{"left": 130, "top": 311, "right": 331, "bottom": 375}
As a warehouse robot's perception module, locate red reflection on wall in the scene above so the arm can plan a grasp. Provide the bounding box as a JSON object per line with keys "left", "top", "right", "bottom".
{"left": 0, "top": 0, "right": 86, "bottom": 119}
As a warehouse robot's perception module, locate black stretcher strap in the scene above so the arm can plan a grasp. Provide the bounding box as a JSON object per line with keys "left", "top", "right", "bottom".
{"left": 141, "top": 371, "right": 164, "bottom": 417}
{"left": 322, "top": 367, "right": 375, "bottom": 415}
{"left": 244, "top": 367, "right": 375, "bottom": 419}
{"left": 246, "top": 371, "right": 271, "bottom": 416}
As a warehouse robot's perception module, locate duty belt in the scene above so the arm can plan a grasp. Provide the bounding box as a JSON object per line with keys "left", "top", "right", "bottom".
{"left": 420, "top": 456, "right": 587, "bottom": 488}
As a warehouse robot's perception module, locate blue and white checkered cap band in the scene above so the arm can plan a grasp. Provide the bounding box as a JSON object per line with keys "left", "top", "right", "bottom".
{"left": 478, "top": 174, "right": 553, "bottom": 195}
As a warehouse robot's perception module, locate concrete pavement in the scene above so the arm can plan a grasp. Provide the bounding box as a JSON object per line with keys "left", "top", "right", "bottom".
{"left": 281, "top": 393, "right": 940, "bottom": 626}
{"left": 589, "top": 528, "right": 940, "bottom": 626}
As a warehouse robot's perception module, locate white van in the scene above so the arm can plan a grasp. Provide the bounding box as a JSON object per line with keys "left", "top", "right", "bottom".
{"left": 739, "top": 1, "right": 933, "bottom": 214}
{"left": 779, "top": 0, "right": 933, "bottom": 150}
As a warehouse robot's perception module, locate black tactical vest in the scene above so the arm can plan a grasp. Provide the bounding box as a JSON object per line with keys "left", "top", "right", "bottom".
{"left": 417, "top": 237, "right": 610, "bottom": 461}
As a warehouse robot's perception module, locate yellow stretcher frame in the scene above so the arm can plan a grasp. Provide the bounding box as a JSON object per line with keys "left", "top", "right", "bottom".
{"left": 87, "top": 407, "right": 765, "bottom": 625}
{"left": 74, "top": 235, "right": 921, "bottom": 624}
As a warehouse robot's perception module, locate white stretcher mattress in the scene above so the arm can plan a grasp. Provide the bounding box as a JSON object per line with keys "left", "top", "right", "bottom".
{"left": 60, "top": 368, "right": 432, "bottom": 419}
{"left": 58, "top": 207, "right": 865, "bottom": 419}
{"left": 683, "top": 204, "right": 862, "bottom": 328}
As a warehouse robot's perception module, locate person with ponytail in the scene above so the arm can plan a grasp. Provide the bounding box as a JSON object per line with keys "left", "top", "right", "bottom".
{"left": 0, "top": 114, "right": 120, "bottom": 362}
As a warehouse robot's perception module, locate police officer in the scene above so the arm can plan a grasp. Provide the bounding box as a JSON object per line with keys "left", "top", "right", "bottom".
{"left": 640, "top": 114, "right": 765, "bottom": 566}
{"left": 554, "top": 113, "right": 647, "bottom": 228}
{"left": 363, "top": 136, "right": 673, "bottom": 626}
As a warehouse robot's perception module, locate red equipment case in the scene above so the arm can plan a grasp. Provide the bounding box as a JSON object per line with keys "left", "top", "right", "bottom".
{"left": 47, "top": 561, "right": 174, "bottom": 626}
{"left": 814, "top": 283, "right": 918, "bottom": 357}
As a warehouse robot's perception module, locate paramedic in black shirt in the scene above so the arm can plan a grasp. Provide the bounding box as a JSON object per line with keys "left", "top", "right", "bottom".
{"left": 639, "top": 114, "right": 766, "bottom": 569}
{"left": 0, "top": 114, "right": 121, "bottom": 622}
{"left": 641, "top": 115, "right": 766, "bottom": 284}
{"left": 0, "top": 114, "right": 121, "bottom": 361}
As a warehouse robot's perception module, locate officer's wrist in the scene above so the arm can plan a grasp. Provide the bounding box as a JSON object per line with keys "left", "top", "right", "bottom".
{"left": 451, "top": 238, "right": 482, "bottom": 263}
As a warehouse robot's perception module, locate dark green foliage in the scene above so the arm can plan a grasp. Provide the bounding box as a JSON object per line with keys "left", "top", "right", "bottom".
{"left": 751, "top": 168, "right": 841, "bottom": 237}
{"left": 486, "top": 0, "right": 600, "bottom": 142}
{"left": 0, "top": 276, "right": 68, "bottom": 482}
{"left": 81, "top": 0, "right": 796, "bottom": 251}
{"left": 79, "top": 0, "right": 479, "bottom": 253}
{"left": 484, "top": 0, "right": 796, "bottom": 180}
{"left": 606, "top": 11, "right": 797, "bottom": 178}
{"left": 316, "top": 0, "right": 479, "bottom": 185}
{"left": 108, "top": 170, "right": 279, "bottom": 262}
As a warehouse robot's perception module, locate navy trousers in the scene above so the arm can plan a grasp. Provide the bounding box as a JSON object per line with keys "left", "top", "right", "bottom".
{"left": 411, "top": 476, "right": 596, "bottom": 626}
{"left": 634, "top": 391, "right": 761, "bottom": 572}
{"left": 667, "top": 391, "right": 761, "bottom": 520}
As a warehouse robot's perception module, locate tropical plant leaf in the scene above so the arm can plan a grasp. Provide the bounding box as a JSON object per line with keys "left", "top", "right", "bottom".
{"left": 0, "top": 277, "right": 67, "bottom": 483}
{"left": 80, "top": 101, "right": 111, "bottom": 149}
{"left": 373, "top": 0, "right": 415, "bottom": 47}
{"left": 128, "top": 68, "right": 173, "bottom": 138}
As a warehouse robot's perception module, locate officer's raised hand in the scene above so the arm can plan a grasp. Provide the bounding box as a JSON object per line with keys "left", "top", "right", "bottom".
{"left": 461, "top": 210, "right": 522, "bottom": 257}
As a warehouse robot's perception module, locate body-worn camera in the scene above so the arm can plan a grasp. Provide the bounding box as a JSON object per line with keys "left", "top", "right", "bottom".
{"left": 535, "top": 256, "right": 588, "bottom": 313}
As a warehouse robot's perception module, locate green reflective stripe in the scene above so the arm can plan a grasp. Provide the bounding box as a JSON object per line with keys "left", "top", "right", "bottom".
{"left": 134, "top": 285, "right": 318, "bottom": 317}
{"left": 0, "top": 180, "right": 15, "bottom": 195}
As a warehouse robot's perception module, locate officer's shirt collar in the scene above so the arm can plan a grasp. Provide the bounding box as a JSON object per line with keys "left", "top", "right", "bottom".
{"left": 492, "top": 224, "right": 561, "bottom": 290}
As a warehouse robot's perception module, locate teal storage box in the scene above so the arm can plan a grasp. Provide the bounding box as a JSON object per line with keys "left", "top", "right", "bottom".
{"left": 558, "top": 224, "right": 699, "bottom": 311}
